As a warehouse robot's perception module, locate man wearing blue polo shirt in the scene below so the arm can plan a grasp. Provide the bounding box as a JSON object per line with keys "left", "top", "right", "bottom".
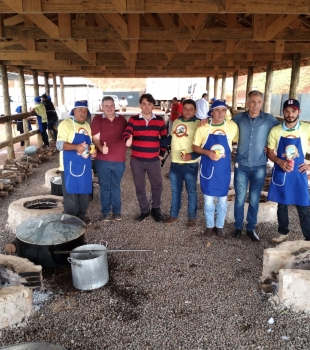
{"left": 233, "top": 90, "right": 279, "bottom": 241}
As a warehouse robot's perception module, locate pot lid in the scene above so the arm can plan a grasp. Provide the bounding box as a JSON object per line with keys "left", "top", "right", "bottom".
{"left": 16, "top": 214, "right": 86, "bottom": 245}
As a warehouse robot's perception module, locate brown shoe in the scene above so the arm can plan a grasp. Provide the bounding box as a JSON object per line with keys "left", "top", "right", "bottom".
{"left": 164, "top": 216, "right": 178, "bottom": 225}
{"left": 187, "top": 218, "right": 197, "bottom": 228}
{"left": 203, "top": 227, "right": 215, "bottom": 237}
{"left": 216, "top": 228, "right": 227, "bottom": 239}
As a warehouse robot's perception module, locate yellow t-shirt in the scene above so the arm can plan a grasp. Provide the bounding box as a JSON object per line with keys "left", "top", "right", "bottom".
{"left": 171, "top": 118, "right": 200, "bottom": 163}
{"left": 267, "top": 122, "right": 310, "bottom": 156}
{"left": 33, "top": 104, "right": 47, "bottom": 123}
{"left": 57, "top": 118, "right": 92, "bottom": 171}
{"left": 193, "top": 119, "right": 239, "bottom": 151}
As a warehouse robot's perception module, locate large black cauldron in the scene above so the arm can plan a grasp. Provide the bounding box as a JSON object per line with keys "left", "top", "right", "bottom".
{"left": 16, "top": 214, "right": 86, "bottom": 269}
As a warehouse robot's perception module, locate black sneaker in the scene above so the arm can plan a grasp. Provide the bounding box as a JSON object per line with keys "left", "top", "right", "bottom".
{"left": 247, "top": 230, "right": 260, "bottom": 242}
{"left": 233, "top": 229, "right": 242, "bottom": 238}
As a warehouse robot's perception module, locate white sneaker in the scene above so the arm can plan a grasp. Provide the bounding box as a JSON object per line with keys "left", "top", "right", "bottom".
{"left": 271, "top": 234, "right": 288, "bottom": 243}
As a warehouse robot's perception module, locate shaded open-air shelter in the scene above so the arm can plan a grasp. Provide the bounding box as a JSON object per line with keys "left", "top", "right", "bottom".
{"left": 0, "top": 1, "right": 309, "bottom": 157}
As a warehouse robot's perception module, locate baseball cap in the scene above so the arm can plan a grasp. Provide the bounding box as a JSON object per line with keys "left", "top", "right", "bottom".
{"left": 70, "top": 100, "right": 91, "bottom": 116}
{"left": 34, "top": 96, "right": 41, "bottom": 103}
{"left": 207, "top": 99, "right": 227, "bottom": 116}
{"left": 283, "top": 99, "right": 300, "bottom": 110}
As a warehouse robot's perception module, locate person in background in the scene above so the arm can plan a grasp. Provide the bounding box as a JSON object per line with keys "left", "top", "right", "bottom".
{"left": 169, "top": 97, "right": 180, "bottom": 134}
{"left": 164, "top": 99, "right": 200, "bottom": 228}
{"left": 15, "top": 106, "right": 32, "bottom": 147}
{"left": 267, "top": 99, "right": 310, "bottom": 243}
{"left": 30, "top": 97, "right": 49, "bottom": 147}
{"left": 123, "top": 93, "right": 167, "bottom": 222}
{"left": 232, "top": 90, "right": 279, "bottom": 241}
{"left": 178, "top": 97, "right": 186, "bottom": 116}
{"left": 56, "top": 100, "right": 96, "bottom": 225}
{"left": 193, "top": 100, "right": 238, "bottom": 239}
{"left": 195, "top": 93, "right": 209, "bottom": 120}
{"left": 41, "top": 93, "right": 58, "bottom": 141}
{"left": 91, "top": 96, "right": 127, "bottom": 222}
{"left": 119, "top": 96, "right": 128, "bottom": 112}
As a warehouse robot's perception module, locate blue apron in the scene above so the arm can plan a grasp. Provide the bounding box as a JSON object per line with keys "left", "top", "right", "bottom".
{"left": 63, "top": 119, "right": 92, "bottom": 194}
{"left": 200, "top": 121, "right": 231, "bottom": 197}
{"left": 268, "top": 128, "right": 309, "bottom": 206}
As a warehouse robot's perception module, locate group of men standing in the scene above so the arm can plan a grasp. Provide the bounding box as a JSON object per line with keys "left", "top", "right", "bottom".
{"left": 57, "top": 91, "right": 310, "bottom": 243}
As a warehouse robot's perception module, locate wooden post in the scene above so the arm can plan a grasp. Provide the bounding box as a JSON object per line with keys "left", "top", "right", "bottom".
{"left": 232, "top": 70, "right": 239, "bottom": 111}
{"left": 214, "top": 75, "right": 218, "bottom": 99}
{"left": 246, "top": 66, "right": 254, "bottom": 103}
{"left": 53, "top": 75, "right": 58, "bottom": 106}
{"left": 60, "top": 76, "right": 65, "bottom": 105}
{"left": 263, "top": 62, "right": 273, "bottom": 113}
{"left": 221, "top": 73, "right": 226, "bottom": 100}
{"left": 18, "top": 66, "right": 29, "bottom": 147}
{"left": 0, "top": 64, "right": 15, "bottom": 159}
{"left": 206, "top": 76, "right": 210, "bottom": 95}
{"left": 33, "top": 70, "right": 43, "bottom": 146}
{"left": 289, "top": 53, "right": 300, "bottom": 99}
{"left": 44, "top": 72, "right": 50, "bottom": 95}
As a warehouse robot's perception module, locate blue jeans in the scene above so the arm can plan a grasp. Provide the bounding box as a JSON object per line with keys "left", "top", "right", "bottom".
{"left": 95, "top": 160, "right": 125, "bottom": 215}
{"left": 204, "top": 195, "right": 227, "bottom": 228}
{"left": 277, "top": 204, "right": 310, "bottom": 240}
{"left": 234, "top": 164, "right": 266, "bottom": 231}
{"left": 169, "top": 162, "right": 198, "bottom": 219}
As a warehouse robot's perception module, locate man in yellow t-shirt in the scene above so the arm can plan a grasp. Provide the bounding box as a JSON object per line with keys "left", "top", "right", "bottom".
{"left": 31, "top": 96, "right": 49, "bottom": 147}
{"left": 193, "top": 99, "right": 238, "bottom": 239}
{"left": 267, "top": 98, "right": 310, "bottom": 243}
{"left": 163, "top": 99, "right": 200, "bottom": 228}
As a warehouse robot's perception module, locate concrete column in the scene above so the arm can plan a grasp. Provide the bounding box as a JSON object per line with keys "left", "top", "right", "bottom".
{"left": 221, "top": 73, "right": 226, "bottom": 100}
{"left": 206, "top": 76, "right": 210, "bottom": 95}
{"left": 18, "top": 66, "right": 29, "bottom": 147}
{"left": 44, "top": 72, "right": 50, "bottom": 95}
{"left": 53, "top": 75, "right": 58, "bottom": 106}
{"left": 32, "top": 70, "right": 42, "bottom": 146}
{"left": 232, "top": 70, "right": 239, "bottom": 111}
{"left": 289, "top": 53, "right": 300, "bottom": 99}
{"left": 263, "top": 62, "right": 273, "bottom": 113}
{"left": 214, "top": 75, "right": 219, "bottom": 99}
{"left": 0, "top": 64, "right": 15, "bottom": 159}
{"left": 60, "top": 76, "right": 65, "bottom": 105}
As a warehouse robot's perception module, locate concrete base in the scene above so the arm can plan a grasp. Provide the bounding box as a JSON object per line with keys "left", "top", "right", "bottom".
{"left": 262, "top": 240, "right": 310, "bottom": 280}
{"left": 0, "top": 286, "right": 32, "bottom": 329}
{"left": 226, "top": 198, "right": 277, "bottom": 223}
{"left": 7, "top": 195, "right": 64, "bottom": 231}
{"left": 278, "top": 269, "right": 310, "bottom": 312}
{"left": 44, "top": 167, "right": 59, "bottom": 188}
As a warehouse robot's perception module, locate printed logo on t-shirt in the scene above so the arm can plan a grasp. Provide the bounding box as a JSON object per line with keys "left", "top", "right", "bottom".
{"left": 78, "top": 127, "right": 89, "bottom": 136}
{"left": 174, "top": 124, "right": 188, "bottom": 137}
{"left": 212, "top": 128, "right": 226, "bottom": 135}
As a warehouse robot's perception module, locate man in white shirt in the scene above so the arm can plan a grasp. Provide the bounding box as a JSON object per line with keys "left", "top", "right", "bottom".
{"left": 119, "top": 96, "right": 128, "bottom": 112}
{"left": 195, "top": 93, "right": 209, "bottom": 120}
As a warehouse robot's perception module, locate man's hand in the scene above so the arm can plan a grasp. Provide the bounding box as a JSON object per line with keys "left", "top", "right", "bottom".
{"left": 126, "top": 135, "right": 133, "bottom": 147}
{"left": 159, "top": 156, "right": 163, "bottom": 161}
{"left": 76, "top": 141, "right": 87, "bottom": 155}
{"left": 181, "top": 153, "right": 192, "bottom": 162}
{"left": 206, "top": 150, "right": 218, "bottom": 161}
{"left": 102, "top": 142, "right": 109, "bottom": 154}
{"left": 298, "top": 163, "right": 310, "bottom": 174}
{"left": 91, "top": 149, "right": 97, "bottom": 159}
{"left": 198, "top": 118, "right": 209, "bottom": 128}
{"left": 278, "top": 159, "right": 294, "bottom": 172}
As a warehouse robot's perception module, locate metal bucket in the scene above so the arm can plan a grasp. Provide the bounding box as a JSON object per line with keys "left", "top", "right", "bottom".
{"left": 68, "top": 243, "right": 109, "bottom": 291}
{"left": 50, "top": 176, "right": 63, "bottom": 196}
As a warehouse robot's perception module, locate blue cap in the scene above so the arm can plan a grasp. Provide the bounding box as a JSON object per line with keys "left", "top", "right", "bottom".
{"left": 211, "top": 97, "right": 216, "bottom": 102}
{"left": 34, "top": 96, "right": 41, "bottom": 103}
{"left": 47, "top": 95, "right": 51, "bottom": 100}
{"left": 15, "top": 106, "right": 22, "bottom": 113}
{"left": 70, "top": 100, "right": 91, "bottom": 116}
{"left": 207, "top": 99, "right": 227, "bottom": 116}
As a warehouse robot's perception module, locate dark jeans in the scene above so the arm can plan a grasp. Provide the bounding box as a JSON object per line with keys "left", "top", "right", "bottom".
{"left": 95, "top": 160, "right": 125, "bottom": 215}
{"left": 48, "top": 120, "right": 58, "bottom": 140}
{"left": 277, "top": 203, "right": 310, "bottom": 240}
{"left": 40, "top": 122, "right": 49, "bottom": 146}
{"left": 130, "top": 157, "right": 162, "bottom": 213}
{"left": 169, "top": 162, "right": 198, "bottom": 219}
{"left": 60, "top": 171, "right": 89, "bottom": 219}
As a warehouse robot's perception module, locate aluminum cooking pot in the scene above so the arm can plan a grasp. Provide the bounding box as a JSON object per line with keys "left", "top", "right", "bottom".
{"left": 68, "top": 243, "right": 109, "bottom": 291}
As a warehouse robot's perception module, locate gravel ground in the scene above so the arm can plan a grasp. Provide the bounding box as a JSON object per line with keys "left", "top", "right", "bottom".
{"left": 0, "top": 151, "right": 310, "bottom": 350}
